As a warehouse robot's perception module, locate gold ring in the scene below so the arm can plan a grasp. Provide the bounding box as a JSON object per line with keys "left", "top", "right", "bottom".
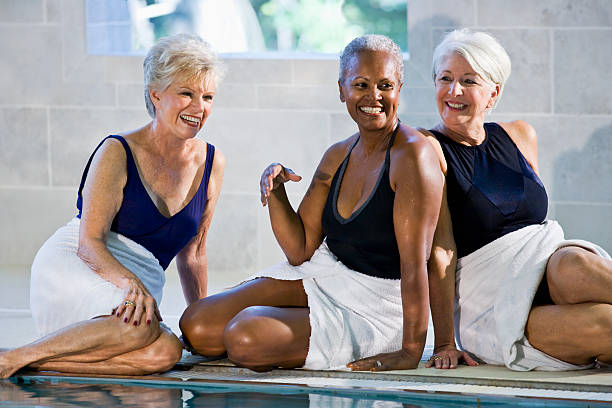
{"left": 434, "top": 356, "right": 442, "bottom": 361}
{"left": 124, "top": 300, "right": 135, "bottom": 308}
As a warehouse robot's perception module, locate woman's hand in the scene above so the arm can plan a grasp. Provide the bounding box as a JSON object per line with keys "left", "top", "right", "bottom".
{"left": 114, "top": 277, "right": 162, "bottom": 326}
{"left": 347, "top": 349, "right": 420, "bottom": 372}
{"left": 259, "top": 163, "right": 302, "bottom": 206}
{"left": 425, "top": 345, "right": 478, "bottom": 369}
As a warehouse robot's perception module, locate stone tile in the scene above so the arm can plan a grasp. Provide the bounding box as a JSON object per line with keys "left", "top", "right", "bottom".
{"left": 223, "top": 58, "right": 293, "bottom": 85}
{"left": 0, "top": 313, "right": 38, "bottom": 347}
{"left": 86, "top": 23, "right": 132, "bottom": 55}
{"left": 432, "top": 0, "right": 476, "bottom": 27}
{"left": 398, "top": 113, "right": 439, "bottom": 130}
{"left": 0, "top": 188, "right": 76, "bottom": 265}
{"left": 0, "top": 108, "right": 48, "bottom": 186}
{"left": 104, "top": 55, "right": 144, "bottom": 83}
{"left": 256, "top": 205, "right": 287, "bottom": 270}
{"left": 330, "top": 113, "right": 359, "bottom": 144}
{"left": 258, "top": 84, "right": 343, "bottom": 111}
{"left": 478, "top": 0, "right": 612, "bottom": 27}
{"left": 548, "top": 117, "right": 612, "bottom": 203}
{"left": 49, "top": 108, "right": 150, "bottom": 186}
{"left": 484, "top": 29, "right": 552, "bottom": 114}
{"left": 0, "top": 266, "right": 31, "bottom": 310}
{"left": 0, "top": 0, "right": 44, "bottom": 23}
{"left": 51, "top": 81, "right": 116, "bottom": 106}
{"left": 554, "top": 30, "right": 612, "bottom": 114}
{"left": 45, "top": 0, "right": 62, "bottom": 23}
{"left": 293, "top": 58, "right": 340, "bottom": 85}
{"left": 0, "top": 26, "right": 62, "bottom": 105}
{"left": 202, "top": 110, "right": 330, "bottom": 194}
{"left": 117, "top": 84, "right": 145, "bottom": 107}
{"left": 213, "top": 84, "right": 257, "bottom": 109}
{"left": 206, "top": 193, "right": 259, "bottom": 274}
{"left": 554, "top": 203, "right": 612, "bottom": 253}
{"left": 61, "top": 0, "right": 106, "bottom": 82}
{"left": 400, "top": 87, "right": 437, "bottom": 114}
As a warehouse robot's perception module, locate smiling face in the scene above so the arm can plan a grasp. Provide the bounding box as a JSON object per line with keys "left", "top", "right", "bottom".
{"left": 150, "top": 75, "right": 215, "bottom": 139}
{"left": 339, "top": 50, "right": 402, "bottom": 133}
{"left": 434, "top": 53, "right": 499, "bottom": 132}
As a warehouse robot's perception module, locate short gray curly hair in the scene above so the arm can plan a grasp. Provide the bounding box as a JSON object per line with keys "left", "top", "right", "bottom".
{"left": 432, "top": 29, "right": 511, "bottom": 108}
{"left": 144, "top": 34, "right": 225, "bottom": 118}
{"left": 339, "top": 34, "right": 403, "bottom": 84}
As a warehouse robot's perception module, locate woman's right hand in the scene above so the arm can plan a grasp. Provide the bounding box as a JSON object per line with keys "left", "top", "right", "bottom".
{"left": 259, "top": 163, "right": 302, "bottom": 206}
{"left": 115, "top": 276, "right": 162, "bottom": 326}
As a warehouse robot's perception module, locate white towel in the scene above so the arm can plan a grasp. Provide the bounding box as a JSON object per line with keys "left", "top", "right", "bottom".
{"left": 30, "top": 218, "right": 165, "bottom": 337}
{"left": 455, "top": 220, "right": 610, "bottom": 371}
{"left": 249, "top": 242, "right": 403, "bottom": 370}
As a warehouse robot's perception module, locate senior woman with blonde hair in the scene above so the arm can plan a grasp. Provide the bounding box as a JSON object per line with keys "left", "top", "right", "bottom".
{"left": 421, "top": 29, "right": 612, "bottom": 371}
{"left": 0, "top": 34, "right": 225, "bottom": 378}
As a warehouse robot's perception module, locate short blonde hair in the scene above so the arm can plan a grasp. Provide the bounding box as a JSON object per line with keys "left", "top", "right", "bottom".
{"left": 432, "top": 29, "right": 511, "bottom": 108}
{"left": 144, "top": 34, "right": 225, "bottom": 118}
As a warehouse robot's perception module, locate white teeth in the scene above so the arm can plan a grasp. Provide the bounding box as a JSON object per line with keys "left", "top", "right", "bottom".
{"left": 180, "top": 114, "right": 201, "bottom": 124}
{"left": 360, "top": 106, "right": 382, "bottom": 114}
{"left": 447, "top": 102, "right": 465, "bottom": 109}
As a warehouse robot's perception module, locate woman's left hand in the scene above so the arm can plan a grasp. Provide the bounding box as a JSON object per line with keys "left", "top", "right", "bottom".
{"left": 347, "top": 349, "right": 420, "bottom": 372}
{"left": 425, "top": 346, "right": 478, "bottom": 369}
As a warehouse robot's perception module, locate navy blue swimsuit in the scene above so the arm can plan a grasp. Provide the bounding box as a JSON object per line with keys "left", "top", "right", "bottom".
{"left": 76, "top": 136, "right": 214, "bottom": 270}
{"left": 322, "top": 126, "right": 400, "bottom": 280}
{"left": 430, "top": 123, "right": 548, "bottom": 258}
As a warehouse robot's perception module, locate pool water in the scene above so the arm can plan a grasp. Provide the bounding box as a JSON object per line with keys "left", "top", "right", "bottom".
{"left": 1, "top": 376, "right": 607, "bottom": 407}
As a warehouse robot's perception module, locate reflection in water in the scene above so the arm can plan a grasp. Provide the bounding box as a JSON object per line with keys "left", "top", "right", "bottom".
{"left": 1, "top": 377, "right": 606, "bottom": 407}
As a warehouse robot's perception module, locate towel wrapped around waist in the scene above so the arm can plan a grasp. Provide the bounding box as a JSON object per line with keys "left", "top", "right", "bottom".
{"left": 247, "top": 241, "right": 403, "bottom": 371}
{"left": 455, "top": 220, "right": 610, "bottom": 371}
{"left": 30, "top": 217, "right": 165, "bottom": 337}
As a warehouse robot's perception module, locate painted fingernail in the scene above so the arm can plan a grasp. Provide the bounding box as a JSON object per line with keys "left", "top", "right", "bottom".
{"left": 147, "top": 320, "right": 151, "bottom": 325}
{"left": 124, "top": 318, "right": 128, "bottom": 323}
{"left": 133, "top": 321, "right": 138, "bottom": 326}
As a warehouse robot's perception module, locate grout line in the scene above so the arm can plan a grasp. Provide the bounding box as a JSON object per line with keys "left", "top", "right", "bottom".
{"left": 550, "top": 29, "right": 555, "bottom": 114}
{"left": 47, "top": 107, "right": 52, "bottom": 186}
{"left": 42, "top": 0, "right": 47, "bottom": 23}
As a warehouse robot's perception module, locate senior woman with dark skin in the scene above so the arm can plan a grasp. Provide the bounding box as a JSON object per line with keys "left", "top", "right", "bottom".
{"left": 422, "top": 29, "right": 612, "bottom": 371}
{"left": 180, "top": 34, "right": 443, "bottom": 372}
{"left": 0, "top": 34, "right": 225, "bottom": 378}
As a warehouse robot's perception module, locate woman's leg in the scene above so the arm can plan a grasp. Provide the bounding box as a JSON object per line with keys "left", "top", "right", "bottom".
{"left": 0, "top": 314, "right": 181, "bottom": 378}
{"left": 526, "top": 303, "right": 612, "bottom": 365}
{"left": 546, "top": 246, "right": 612, "bottom": 305}
{"left": 179, "top": 278, "right": 308, "bottom": 356}
{"left": 223, "top": 306, "right": 311, "bottom": 371}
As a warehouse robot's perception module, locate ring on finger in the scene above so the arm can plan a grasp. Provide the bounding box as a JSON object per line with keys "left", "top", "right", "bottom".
{"left": 434, "top": 356, "right": 442, "bottom": 361}
{"left": 124, "top": 300, "right": 136, "bottom": 308}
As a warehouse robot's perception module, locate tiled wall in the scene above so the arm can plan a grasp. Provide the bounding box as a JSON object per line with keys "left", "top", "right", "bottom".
{"left": 1, "top": 0, "right": 611, "bottom": 285}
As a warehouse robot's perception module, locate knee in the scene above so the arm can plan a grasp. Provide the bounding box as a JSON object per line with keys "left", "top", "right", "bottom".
{"left": 547, "top": 247, "right": 591, "bottom": 304}
{"left": 116, "top": 317, "right": 159, "bottom": 350}
{"left": 179, "top": 302, "right": 224, "bottom": 356}
{"left": 223, "top": 308, "right": 269, "bottom": 368}
{"left": 139, "top": 332, "right": 183, "bottom": 374}
{"left": 592, "top": 304, "right": 612, "bottom": 337}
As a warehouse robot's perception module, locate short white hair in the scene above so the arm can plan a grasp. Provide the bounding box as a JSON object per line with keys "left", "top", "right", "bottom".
{"left": 432, "top": 29, "right": 511, "bottom": 107}
{"left": 144, "top": 34, "right": 225, "bottom": 118}
{"left": 339, "top": 34, "right": 403, "bottom": 84}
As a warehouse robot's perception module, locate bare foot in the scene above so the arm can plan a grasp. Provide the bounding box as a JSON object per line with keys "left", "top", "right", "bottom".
{"left": 0, "top": 350, "right": 23, "bottom": 379}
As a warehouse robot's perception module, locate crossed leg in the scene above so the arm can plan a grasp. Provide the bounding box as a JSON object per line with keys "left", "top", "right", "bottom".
{"left": 0, "top": 314, "right": 182, "bottom": 378}
{"left": 179, "top": 277, "right": 310, "bottom": 370}
{"left": 525, "top": 245, "right": 612, "bottom": 365}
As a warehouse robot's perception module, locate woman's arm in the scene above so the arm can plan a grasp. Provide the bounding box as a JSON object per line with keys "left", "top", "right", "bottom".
{"left": 176, "top": 148, "right": 225, "bottom": 305}
{"left": 260, "top": 142, "right": 348, "bottom": 265}
{"left": 78, "top": 139, "right": 160, "bottom": 326}
{"left": 348, "top": 127, "right": 443, "bottom": 370}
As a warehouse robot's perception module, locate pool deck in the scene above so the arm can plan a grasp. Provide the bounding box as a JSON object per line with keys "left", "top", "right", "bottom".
{"left": 2, "top": 265, "right": 612, "bottom": 402}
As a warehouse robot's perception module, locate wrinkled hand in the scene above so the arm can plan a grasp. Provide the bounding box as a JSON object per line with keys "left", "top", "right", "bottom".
{"left": 259, "top": 163, "right": 302, "bottom": 206}
{"left": 425, "top": 346, "right": 478, "bottom": 369}
{"left": 115, "top": 277, "right": 162, "bottom": 326}
{"left": 347, "top": 349, "right": 420, "bottom": 372}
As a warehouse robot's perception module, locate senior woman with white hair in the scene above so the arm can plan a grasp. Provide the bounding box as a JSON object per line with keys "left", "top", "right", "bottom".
{"left": 0, "top": 34, "right": 225, "bottom": 378}
{"left": 421, "top": 29, "right": 612, "bottom": 371}
{"left": 180, "top": 34, "right": 443, "bottom": 372}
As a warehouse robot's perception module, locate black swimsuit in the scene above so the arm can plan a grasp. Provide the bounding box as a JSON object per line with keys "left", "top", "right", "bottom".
{"left": 321, "top": 125, "right": 400, "bottom": 280}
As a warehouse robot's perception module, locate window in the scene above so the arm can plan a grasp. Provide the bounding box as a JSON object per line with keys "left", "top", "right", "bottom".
{"left": 86, "top": 0, "right": 407, "bottom": 56}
